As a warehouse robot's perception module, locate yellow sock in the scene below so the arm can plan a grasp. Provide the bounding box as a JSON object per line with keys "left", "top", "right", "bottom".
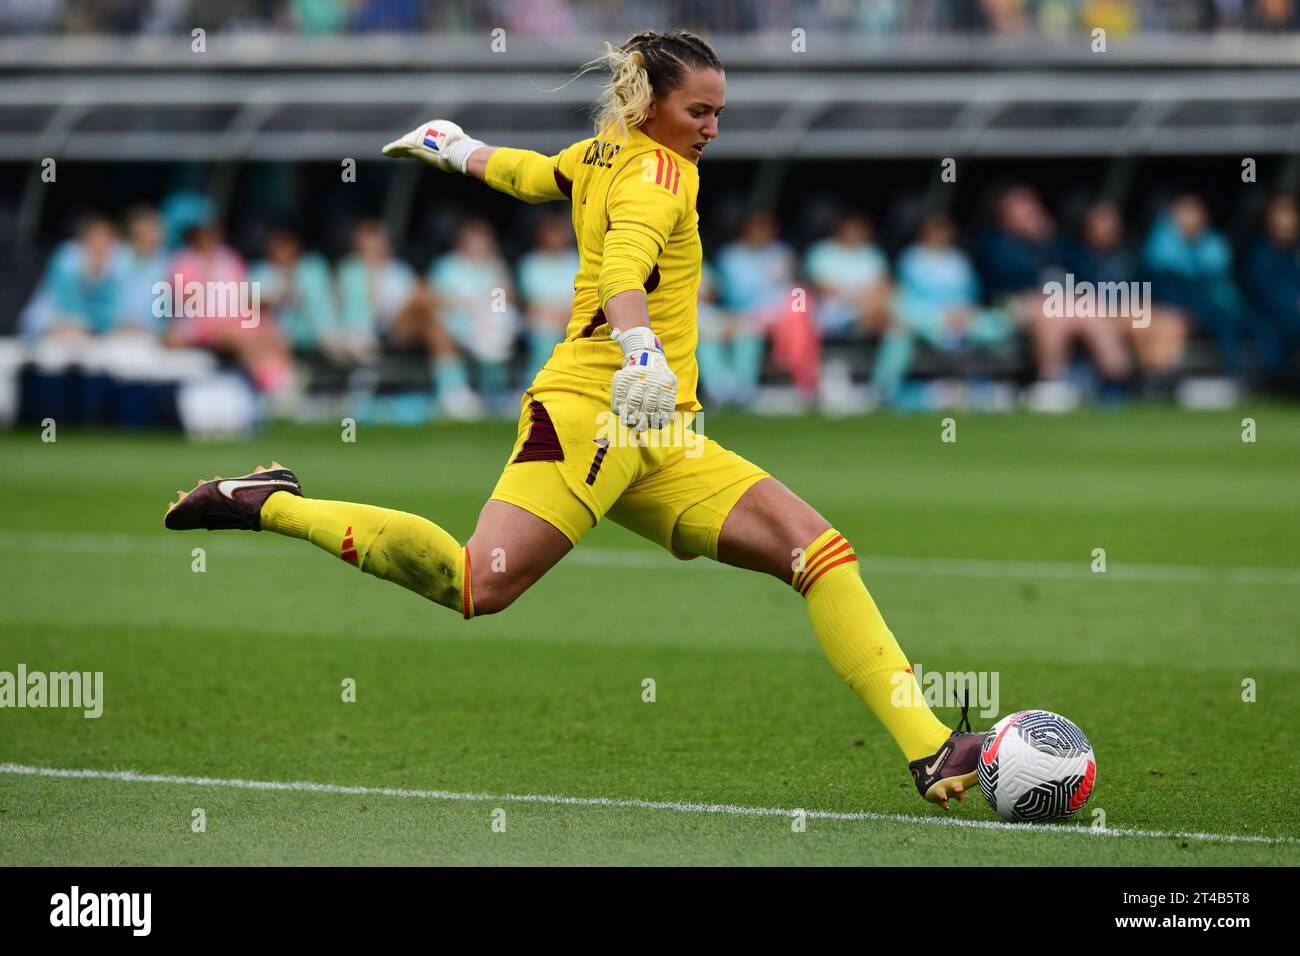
{"left": 260, "top": 491, "right": 473, "bottom": 618}
{"left": 795, "top": 528, "right": 950, "bottom": 761}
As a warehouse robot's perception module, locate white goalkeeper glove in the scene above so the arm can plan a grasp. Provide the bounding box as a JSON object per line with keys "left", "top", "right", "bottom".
{"left": 382, "top": 119, "right": 485, "bottom": 174}
{"left": 611, "top": 326, "right": 677, "bottom": 433}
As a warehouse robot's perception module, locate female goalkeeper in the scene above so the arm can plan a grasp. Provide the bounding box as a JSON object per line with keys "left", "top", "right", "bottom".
{"left": 164, "top": 29, "right": 982, "bottom": 808}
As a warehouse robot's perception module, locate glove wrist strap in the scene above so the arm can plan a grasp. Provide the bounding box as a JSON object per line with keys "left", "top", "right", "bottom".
{"left": 444, "top": 137, "right": 487, "bottom": 173}
{"left": 612, "top": 326, "right": 661, "bottom": 356}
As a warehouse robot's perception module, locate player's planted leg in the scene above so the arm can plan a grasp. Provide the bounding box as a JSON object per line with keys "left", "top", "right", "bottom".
{"left": 715, "top": 477, "right": 984, "bottom": 808}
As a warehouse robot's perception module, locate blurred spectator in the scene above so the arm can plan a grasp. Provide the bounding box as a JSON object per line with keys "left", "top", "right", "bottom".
{"left": 981, "top": 0, "right": 1031, "bottom": 32}
{"left": 873, "top": 211, "right": 1012, "bottom": 402}
{"left": 693, "top": 262, "right": 740, "bottom": 406}
{"left": 0, "top": 0, "right": 65, "bottom": 33}
{"left": 290, "top": 0, "right": 350, "bottom": 33}
{"left": 430, "top": 219, "right": 520, "bottom": 412}
{"left": 336, "top": 218, "right": 478, "bottom": 415}
{"left": 502, "top": 0, "right": 577, "bottom": 35}
{"left": 981, "top": 185, "right": 1131, "bottom": 383}
{"left": 1143, "top": 194, "right": 1252, "bottom": 378}
{"left": 979, "top": 185, "right": 1066, "bottom": 299}
{"left": 804, "top": 211, "right": 892, "bottom": 342}
{"left": 1067, "top": 199, "right": 1186, "bottom": 387}
{"left": 1082, "top": 0, "right": 1139, "bottom": 36}
{"left": 714, "top": 211, "right": 796, "bottom": 402}
{"left": 19, "top": 213, "right": 123, "bottom": 342}
{"left": 353, "top": 0, "right": 425, "bottom": 31}
{"left": 8, "top": 0, "right": 1300, "bottom": 35}
{"left": 516, "top": 214, "right": 579, "bottom": 382}
{"left": 117, "top": 204, "right": 169, "bottom": 336}
{"left": 164, "top": 223, "right": 295, "bottom": 397}
{"left": 249, "top": 227, "right": 339, "bottom": 353}
{"left": 160, "top": 191, "right": 216, "bottom": 252}
{"left": 1244, "top": 194, "right": 1300, "bottom": 379}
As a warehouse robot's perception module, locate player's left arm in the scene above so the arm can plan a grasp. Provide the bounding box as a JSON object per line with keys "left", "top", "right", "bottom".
{"left": 383, "top": 119, "right": 579, "bottom": 205}
{"left": 600, "top": 159, "right": 690, "bottom": 430}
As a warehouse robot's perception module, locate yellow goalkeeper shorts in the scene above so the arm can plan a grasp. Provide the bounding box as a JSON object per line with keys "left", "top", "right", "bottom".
{"left": 489, "top": 387, "right": 768, "bottom": 560}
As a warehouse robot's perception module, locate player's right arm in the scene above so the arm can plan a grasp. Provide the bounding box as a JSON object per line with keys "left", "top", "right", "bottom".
{"left": 382, "top": 119, "right": 580, "bottom": 205}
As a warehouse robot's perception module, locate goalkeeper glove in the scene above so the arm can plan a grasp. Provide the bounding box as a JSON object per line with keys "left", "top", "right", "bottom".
{"left": 382, "top": 120, "right": 485, "bottom": 174}
{"left": 611, "top": 326, "right": 677, "bottom": 432}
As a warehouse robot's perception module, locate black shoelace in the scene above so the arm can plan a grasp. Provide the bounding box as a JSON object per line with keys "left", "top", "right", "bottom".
{"left": 954, "top": 688, "right": 972, "bottom": 734}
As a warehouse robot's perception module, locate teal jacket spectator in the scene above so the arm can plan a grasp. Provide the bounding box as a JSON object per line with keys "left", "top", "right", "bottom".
{"left": 20, "top": 223, "right": 125, "bottom": 339}
{"left": 874, "top": 214, "right": 1010, "bottom": 402}
{"left": 804, "top": 213, "right": 890, "bottom": 339}
{"left": 1142, "top": 211, "right": 1237, "bottom": 288}
{"left": 716, "top": 211, "right": 796, "bottom": 324}
{"left": 517, "top": 238, "right": 579, "bottom": 380}
{"left": 117, "top": 207, "right": 171, "bottom": 335}
{"left": 337, "top": 255, "right": 418, "bottom": 337}
{"left": 1142, "top": 198, "right": 1248, "bottom": 375}
{"left": 249, "top": 247, "right": 338, "bottom": 351}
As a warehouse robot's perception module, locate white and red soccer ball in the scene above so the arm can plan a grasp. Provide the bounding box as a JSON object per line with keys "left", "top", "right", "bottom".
{"left": 977, "top": 710, "right": 1096, "bottom": 822}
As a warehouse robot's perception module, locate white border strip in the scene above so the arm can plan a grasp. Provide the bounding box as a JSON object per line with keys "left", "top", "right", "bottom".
{"left": 2, "top": 529, "right": 1298, "bottom": 585}
{"left": 2, "top": 763, "right": 1296, "bottom": 846}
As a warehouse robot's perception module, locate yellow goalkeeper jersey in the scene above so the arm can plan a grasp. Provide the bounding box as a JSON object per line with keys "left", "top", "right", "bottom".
{"left": 484, "top": 126, "right": 703, "bottom": 411}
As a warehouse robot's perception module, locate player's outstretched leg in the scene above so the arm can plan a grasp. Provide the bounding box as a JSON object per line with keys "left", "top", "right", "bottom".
{"left": 164, "top": 464, "right": 570, "bottom": 618}
{"left": 713, "top": 477, "right": 985, "bottom": 809}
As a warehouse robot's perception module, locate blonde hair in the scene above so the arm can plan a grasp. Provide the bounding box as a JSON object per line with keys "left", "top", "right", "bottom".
{"left": 581, "top": 30, "right": 722, "bottom": 142}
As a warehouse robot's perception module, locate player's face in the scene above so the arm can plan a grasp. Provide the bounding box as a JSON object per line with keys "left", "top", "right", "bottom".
{"left": 643, "top": 67, "right": 725, "bottom": 165}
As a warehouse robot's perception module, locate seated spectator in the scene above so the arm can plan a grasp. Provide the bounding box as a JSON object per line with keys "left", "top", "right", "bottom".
{"left": 981, "top": 185, "right": 1130, "bottom": 384}
{"left": 872, "top": 212, "right": 1012, "bottom": 402}
{"left": 163, "top": 222, "right": 294, "bottom": 397}
{"left": 979, "top": 184, "right": 1067, "bottom": 309}
{"left": 716, "top": 210, "right": 817, "bottom": 401}
{"left": 429, "top": 219, "right": 521, "bottom": 412}
{"left": 516, "top": 214, "right": 579, "bottom": 382}
{"left": 1143, "top": 194, "right": 1252, "bottom": 379}
{"left": 249, "top": 227, "right": 339, "bottom": 353}
{"left": 20, "top": 213, "right": 124, "bottom": 342}
{"left": 804, "top": 211, "right": 892, "bottom": 342}
{"left": 1067, "top": 199, "right": 1185, "bottom": 389}
{"left": 117, "top": 205, "right": 170, "bottom": 337}
{"left": 693, "top": 263, "right": 740, "bottom": 406}
{"left": 1244, "top": 194, "right": 1300, "bottom": 383}
{"left": 337, "top": 218, "right": 476, "bottom": 415}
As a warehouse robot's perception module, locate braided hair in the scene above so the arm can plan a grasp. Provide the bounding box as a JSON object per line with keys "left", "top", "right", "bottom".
{"left": 585, "top": 30, "right": 723, "bottom": 142}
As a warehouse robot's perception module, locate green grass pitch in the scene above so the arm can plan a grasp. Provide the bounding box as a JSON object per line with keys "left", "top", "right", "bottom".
{"left": 1, "top": 406, "right": 1298, "bottom": 865}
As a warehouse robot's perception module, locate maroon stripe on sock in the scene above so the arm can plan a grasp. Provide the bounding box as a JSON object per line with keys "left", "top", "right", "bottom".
{"left": 799, "top": 554, "right": 858, "bottom": 597}
{"left": 792, "top": 534, "right": 845, "bottom": 589}
{"left": 513, "top": 400, "right": 565, "bottom": 463}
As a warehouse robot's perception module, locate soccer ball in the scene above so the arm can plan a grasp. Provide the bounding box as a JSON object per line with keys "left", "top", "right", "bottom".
{"left": 977, "top": 710, "right": 1096, "bottom": 822}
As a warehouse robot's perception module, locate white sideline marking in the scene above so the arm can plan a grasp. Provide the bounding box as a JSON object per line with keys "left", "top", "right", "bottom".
{"left": 1, "top": 763, "right": 1296, "bottom": 846}
{"left": 2, "top": 529, "right": 1299, "bottom": 586}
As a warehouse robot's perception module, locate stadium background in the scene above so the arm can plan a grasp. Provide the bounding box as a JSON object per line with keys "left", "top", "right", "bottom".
{"left": 2, "top": 0, "right": 1299, "bottom": 425}
{"left": 1, "top": 1, "right": 1299, "bottom": 868}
